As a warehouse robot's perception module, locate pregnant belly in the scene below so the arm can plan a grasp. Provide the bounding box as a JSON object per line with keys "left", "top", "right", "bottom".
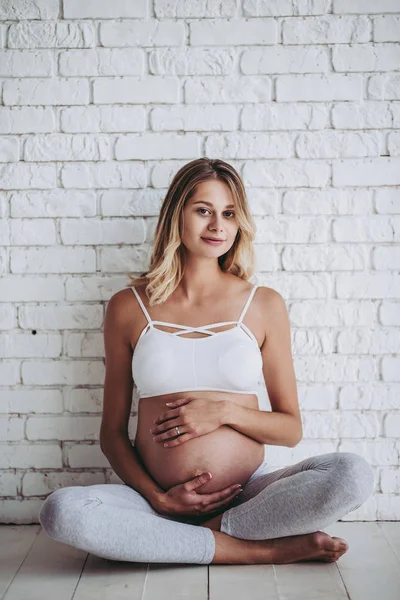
{"left": 134, "top": 391, "right": 265, "bottom": 495}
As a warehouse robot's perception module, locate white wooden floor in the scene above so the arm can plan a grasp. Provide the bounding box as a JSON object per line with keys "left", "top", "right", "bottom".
{"left": 1, "top": 522, "right": 400, "bottom": 599}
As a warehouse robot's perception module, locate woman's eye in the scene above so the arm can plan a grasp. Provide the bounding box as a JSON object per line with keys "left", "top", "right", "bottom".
{"left": 197, "top": 208, "right": 235, "bottom": 218}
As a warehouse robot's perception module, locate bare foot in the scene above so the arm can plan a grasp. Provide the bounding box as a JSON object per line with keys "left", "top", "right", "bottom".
{"left": 201, "top": 516, "right": 349, "bottom": 564}
{"left": 263, "top": 531, "right": 349, "bottom": 564}
{"left": 208, "top": 527, "right": 349, "bottom": 565}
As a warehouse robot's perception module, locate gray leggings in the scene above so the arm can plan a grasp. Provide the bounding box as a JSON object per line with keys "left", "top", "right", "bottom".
{"left": 38, "top": 451, "right": 374, "bottom": 565}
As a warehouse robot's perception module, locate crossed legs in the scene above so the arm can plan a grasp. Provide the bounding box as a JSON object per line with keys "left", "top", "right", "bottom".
{"left": 39, "top": 452, "right": 374, "bottom": 565}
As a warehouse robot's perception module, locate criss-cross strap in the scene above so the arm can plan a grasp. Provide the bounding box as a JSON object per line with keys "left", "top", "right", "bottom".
{"left": 237, "top": 284, "right": 259, "bottom": 323}
{"left": 131, "top": 284, "right": 259, "bottom": 341}
{"left": 150, "top": 320, "right": 238, "bottom": 336}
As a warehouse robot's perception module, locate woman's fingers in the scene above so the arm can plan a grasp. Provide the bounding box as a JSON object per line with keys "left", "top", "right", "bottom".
{"left": 204, "top": 484, "right": 242, "bottom": 504}
{"left": 199, "top": 485, "right": 238, "bottom": 503}
{"left": 202, "top": 487, "right": 242, "bottom": 513}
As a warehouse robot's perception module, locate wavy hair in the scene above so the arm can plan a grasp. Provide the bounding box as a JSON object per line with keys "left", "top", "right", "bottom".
{"left": 127, "top": 157, "right": 257, "bottom": 306}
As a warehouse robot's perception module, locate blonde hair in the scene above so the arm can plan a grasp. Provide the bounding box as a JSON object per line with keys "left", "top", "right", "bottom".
{"left": 127, "top": 157, "right": 257, "bottom": 306}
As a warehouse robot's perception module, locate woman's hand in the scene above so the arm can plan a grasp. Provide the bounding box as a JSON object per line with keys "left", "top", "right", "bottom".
{"left": 152, "top": 471, "right": 243, "bottom": 518}
{"left": 150, "top": 397, "right": 226, "bottom": 447}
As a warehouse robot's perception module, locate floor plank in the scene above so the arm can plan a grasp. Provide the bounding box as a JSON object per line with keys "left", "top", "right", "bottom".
{"left": 2, "top": 528, "right": 87, "bottom": 600}
{"left": 0, "top": 526, "right": 40, "bottom": 599}
{"left": 325, "top": 522, "right": 400, "bottom": 600}
{"left": 273, "top": 563, "right": 348, "bottom": 600}
{"left": 144, "top": 563, "right": 208, "bottom": 599}
{"left": 379, "top": 522, "right": 400, "bottom": 564}
{"left": 72, "top": 554, "right": 147, "bottom": 600}
{"left": 2, "top": 523, "right": 400, "bottom": 600}
{"left": 210, "top": 564, "right": 278, "bottom": 599}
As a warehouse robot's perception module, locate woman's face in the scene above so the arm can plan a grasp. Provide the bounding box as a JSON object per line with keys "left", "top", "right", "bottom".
{"left": 180, "top": 180, "right": 239, "bottom": 257}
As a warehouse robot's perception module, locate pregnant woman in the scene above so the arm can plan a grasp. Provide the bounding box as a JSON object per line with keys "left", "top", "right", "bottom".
{"left": 39, "top": 158, "right": 374, "bottom": 565}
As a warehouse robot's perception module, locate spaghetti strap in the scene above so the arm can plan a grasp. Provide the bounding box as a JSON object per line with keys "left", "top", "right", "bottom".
{"left": 238, "top": 284, "right": 259, "bottom": 323}
{"left": 131, "top": 283, "right": 259, "bottom": 331}
{"left": 131, "top": 287, "right": 152, "bottom": 324}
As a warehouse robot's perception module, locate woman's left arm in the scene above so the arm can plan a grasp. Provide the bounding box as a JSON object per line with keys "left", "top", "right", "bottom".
{"left": 223, "top": 288, "right": 303, "bottom": 448}
{"left": 220, "top": 402, "right": 302, "bottom": 447}
{"left": 152, "top": 289, "right": 302, "bottom": 448}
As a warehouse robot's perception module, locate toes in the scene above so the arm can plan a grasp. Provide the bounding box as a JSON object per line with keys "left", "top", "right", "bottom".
{"left": 324, "top": 550, "right": 343, "bottom": 563}
{"left": 332, "top": 536, "right": 349, "bottom": 551}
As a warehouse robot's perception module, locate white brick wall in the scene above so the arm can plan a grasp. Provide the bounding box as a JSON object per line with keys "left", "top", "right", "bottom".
{"left": 0, "top": 0, "right": 399, "bottom": 523}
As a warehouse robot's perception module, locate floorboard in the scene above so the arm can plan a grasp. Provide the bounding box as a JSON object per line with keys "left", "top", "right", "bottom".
{"left": 1, "top": 524, "right": 399, "bottom": 600}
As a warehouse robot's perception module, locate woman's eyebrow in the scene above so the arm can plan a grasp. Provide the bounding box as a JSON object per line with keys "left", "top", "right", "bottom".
{"left": 192, "top": 200, "right": 235, "bottom": 208}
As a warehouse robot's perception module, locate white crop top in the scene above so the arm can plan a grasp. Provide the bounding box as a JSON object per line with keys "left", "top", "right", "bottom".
{"left": 131, "top": 284, "right": 263, "bottom": 398}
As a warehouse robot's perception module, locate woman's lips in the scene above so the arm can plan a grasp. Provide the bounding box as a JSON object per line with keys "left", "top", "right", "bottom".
{"left": 201, "top": 238, "right": 225, "bottom": 245}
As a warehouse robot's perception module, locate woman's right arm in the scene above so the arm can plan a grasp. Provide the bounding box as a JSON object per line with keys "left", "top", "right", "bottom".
{"left": 100, "top": 291, "right": 243, "bottom": 519}
{"left": 100, "top": 435, "right": 165, "bottom": 504}
{"left": 100, "top": 291, "right": 165, "bottom": 508}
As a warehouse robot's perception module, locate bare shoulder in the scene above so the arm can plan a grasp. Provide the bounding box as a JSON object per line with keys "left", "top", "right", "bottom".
{"left": 257, "top": 285, "right": 286, "bottom": 306}
{"left": 105, "top": 286, "right": 141, "bottom": 342}
{"left": 106, "top": 286, "right": 136, "bottom": 315}
{"left": 254, "top": 285, "right": 289, "bottom": 339}
{"left": 229, "top": 278, "right": 279, "bottom": 313}
{"left": 251, "top": 283, "right": 281, "bottom": 305}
